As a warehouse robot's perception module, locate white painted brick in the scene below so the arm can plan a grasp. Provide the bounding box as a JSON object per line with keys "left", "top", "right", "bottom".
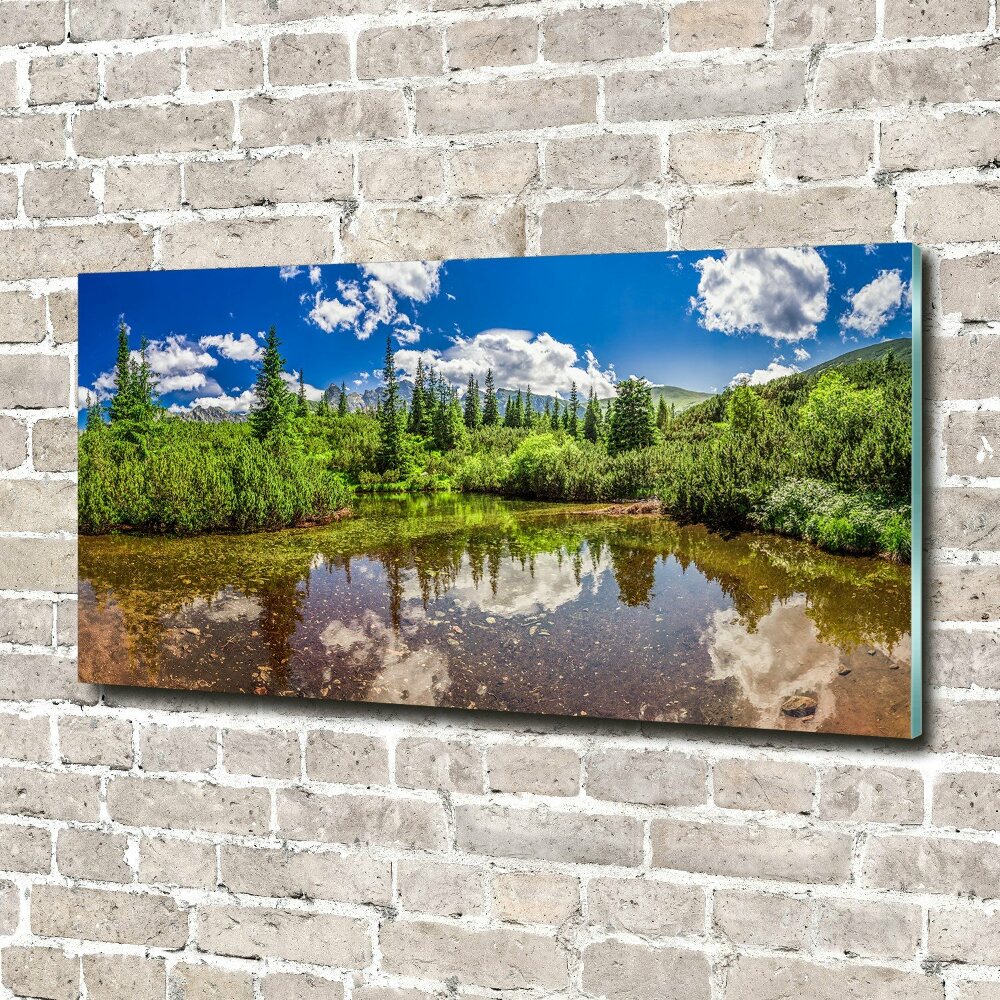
{"left": 773, "top": 0, "right": 875, "bottom": 46}
{"left": 669, "top": 0, "right": 767, "bottom": 51}
{"left": 449, "top": 143, "right": 538, "bottom": 197}
{"left": 771, "top": 120, "right": 874, "bottom": 181}
{"left": 23, "top": 167, "right": 97, "bottom": 219}
{"left": 268, "top": 33, "right": 350, "bottom": 87}
{"left": 359, "top": 147, "right": 446, "bottom": 201}
{"left": 543, "top": 6, "right": 663, "bottom": 62}
{"left": 816, "top": 44, "right": 1000, "bottom": 110}
{"left": 546, "top": 133, "right": 660, "bottom": 190}
{"left": 882, "top": 114, "right": 1000, "bottom": 172}
{"left": 104, "top": 162, "right": 182, "bottom": 213}
{"left": 105, "top": 49, "right": 182, "bottom": 100}
{"left": 29, "top": 53, "right": 98, "bottom": 106}
{"left": 358, "top": 25, "right": 444, "bottom": 78}
{"left": 670, "top": 129, "right": 763, "bottom": 185}
{"left": 448, "top": 18, "right": 537, "bottom": 70}
{"left": 69, "top": 0, "right": 221, "bottom": 41}
{"left": 0, "top": 1, "right": 65, "bottom": 46}
{"left": 884, "top": 0, "right": 988, "bottom": 38}
{"left": 187, "top": 42, "right": 264, "bottom": 91}
{"left": 606, "top": 59, "right": 807, "bottom": 122}
{"left": 713, "top": 889, "right": 812, "bottom": 949}
{"left": 186, "top": 152, "right": 352, "bottom": 209}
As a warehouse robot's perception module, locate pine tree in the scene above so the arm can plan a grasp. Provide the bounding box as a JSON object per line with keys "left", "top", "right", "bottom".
{"left": 297, "top": 370, "right": 308, "bottom": 417}
{"left": 524, "top": 387, "right": 534, "bottom": 428}
{"left": 434, "top": 385, "right": 467, "bottom": 451}
{"left": 108, "top": 319, "right": 133, "bottom": 425}
{"left": 376, "top": 335, "right": 407, "bottom": 473}
{"left": 108, "top": 320, "right": 157, "bottom": 430}
{"left": 85, "top": 392, "right": 104, "bottom": 432}
{"left": 607, "top": 377, "right": 657, "bottom": 454}
{"left": 409, "top": 358, "right": 426, "bottom": 434}
{"left": 482, "top": 369, "right": 499, "bottom": 426}
{"left": 337, "top": 382, "right": 348, "bottom": 417}
{"left": 250, "top": 325, "right": 294, "bottom": 441}
{"left": 550, "top": 398, "right": 561, "bottom": 432}
{"left": 463, "top": 373, "right": 481, "bottom": 430}
{"left": 656, "top": 396, "right": 671, "bottom": 432}
{"left": 583, "top": 388, "right": 602, "bottom": 443}
{"left": 504, "top": 389, "right": 523, "bottom": 428}
{"left": 567, "top": 381, "right": 579, "bottom": 438}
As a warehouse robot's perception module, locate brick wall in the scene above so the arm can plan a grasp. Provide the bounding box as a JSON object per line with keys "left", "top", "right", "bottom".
{"left": 0, "top": 0, "right": 998, "bottom": 996}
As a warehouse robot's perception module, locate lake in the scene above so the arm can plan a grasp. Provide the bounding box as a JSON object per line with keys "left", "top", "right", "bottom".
{"left": 79, "top": 493, "right": 912, "bottom": 736}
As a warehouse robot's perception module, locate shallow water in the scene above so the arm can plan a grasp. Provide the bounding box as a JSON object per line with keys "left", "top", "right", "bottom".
{"left": 79, "top": 493, "right": 913, "bottom": 736}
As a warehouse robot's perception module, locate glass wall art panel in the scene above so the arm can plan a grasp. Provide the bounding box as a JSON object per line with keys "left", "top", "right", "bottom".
{"left": 78, "top": 244, "right": 922, "bottom": 737}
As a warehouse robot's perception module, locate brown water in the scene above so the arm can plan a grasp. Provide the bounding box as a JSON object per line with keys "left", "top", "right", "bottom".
{"left": 79, "top": 494, "right": 913, "bottom": 736}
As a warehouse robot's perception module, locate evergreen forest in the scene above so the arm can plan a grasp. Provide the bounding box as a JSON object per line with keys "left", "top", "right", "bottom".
{"left": 79, "top": 324, "right": 912, "bottom": 561}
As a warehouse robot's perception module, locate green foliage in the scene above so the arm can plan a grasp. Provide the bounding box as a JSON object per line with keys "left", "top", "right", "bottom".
{"left": 79, "top": 420, "right": 351, "bottom": 535}
{"left": 482, "top": 369, "right": 500, "bottom": 426}
{"left": 583, "top": 389, "right": 602, "bottom": 443}
{"left": 83, "top": 328, "right": 912, "bottom": 562}
{"left": 607, "top": 378, "right": 657, "bottom": 454}
{"left": 107, "top": 321, "right": 158, "bottom": 437}
{"left": 376, "top": 336, "right": 409, "bottom": 474}
{"left": 755, "top": 478, "right": 911, "bottom": 559}
{"left": 463, "top": 373, "right": 481, "bottom": 430}
{"left": 249, "top": 326, "right": 295, "bottom": 442}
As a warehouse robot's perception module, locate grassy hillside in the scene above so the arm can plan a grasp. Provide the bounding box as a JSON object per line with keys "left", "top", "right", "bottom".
{"left": 649, "top": 384, "right": 715, "bottom": 412}
{"left": 804, "top": 338, "right": 911, "bottom": 377}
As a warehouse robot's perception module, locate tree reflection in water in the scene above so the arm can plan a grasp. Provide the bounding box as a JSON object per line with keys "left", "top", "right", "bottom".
{"left": 80, "top": 493, "right": 911, "bottom": 736}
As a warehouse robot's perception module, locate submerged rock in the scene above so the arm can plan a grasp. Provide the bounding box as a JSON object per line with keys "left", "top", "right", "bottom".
{"left": 781, "top": 694, "right": 818, "bottom": 718}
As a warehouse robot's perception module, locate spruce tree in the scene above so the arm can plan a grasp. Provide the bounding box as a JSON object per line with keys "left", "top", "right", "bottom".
{"left": 108, "top": 321, "right": 157, "bottom": 429}
{"left": 337, "top": 382, "right": 348, "bottom": 417}
{"left": 297, "top": 370, "right": 308, "bottom": 417}
{"left": 550, "top": 398, "right": 561, "bottom": 431}
{"left": 607, "top": 377, "right": 657, "bottom": 454}
{"left": 376, "top": 335, "right": 407, "bottom": 472}
{"left": 250, "top": 325, "right": 293, "bottom": 441}
{"left": 482, "top": 369, "right": 499, "bottom": 426}
{"left": 434, "top": 386, "right": 467, "bottom": 451}
{"left": 463, "top": 373, "right": 481, "bottom": 430}
{"left": 524, "top": 387, "right": 534, "bottom": 428}
{"left": 317, "top": 391, "right": 330, "bottom": 418}
{"left": 84, "top": 392, "right": 104, "bottom": 432}
{"left": 583, "top": 388, "right": 602, "bottom": 443}
{"left": 409, "top": 358, "right": 426, "bottom": 434}
{"left": 108, "top": 319, "right": 133, "bottom": 425}
{"left": 656, "top": 396, "right": 670, "bottom": 432}
{"left": 567, "top": 381, "right": 579, "bottom": 438}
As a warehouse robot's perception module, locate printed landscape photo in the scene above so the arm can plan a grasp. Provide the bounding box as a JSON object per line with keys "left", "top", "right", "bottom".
{"left": 78, "top": 245, "right": 921, "bottom": 737}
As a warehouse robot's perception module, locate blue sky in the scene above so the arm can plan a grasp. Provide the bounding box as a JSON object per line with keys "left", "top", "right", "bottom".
{"left": 78, "top": 244, "right": 915, "bottom": 417}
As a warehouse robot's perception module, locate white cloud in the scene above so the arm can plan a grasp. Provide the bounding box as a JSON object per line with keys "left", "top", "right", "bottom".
{"left": 158, "top": 372, "right": 211, "bottom": 393}
{"left": 199, "top": 332, "right": 263, "bottom": 362}
{"left": 171, "top": 388, "right": 257, "bottom": 414}
{"left": 309, "top": 293, "right": 363, "bottom": 333}
{"left": 729, "top": 359, "right": 800, "bottom": 387}
{"left": 692, "top": 248, "right": 830, "bottom": 343}
{"left": 309, "top": 265, "right": 322, "bottom": 285}
{"left": 362, "top": 261, "right": 441, "bottom": 302}
{"left": 396, "top": 328, "right": 617, "bottom": 399}
{"left": 137, "top": 335, "right": 218, "bottom": 376}
{"left": 839, "top": 269, "right": 910, "bottom": 338}
{"left": 280, "top": 370, "right": 324, "bottom": 401}
{"left": 279, "top": 265, "right": 302, "bottom": 280}
{"left": 792, "top": 347, "right": 811, "bottom": 362}
{"left": 308, "top": 261, "right": 444, "bottom": 343}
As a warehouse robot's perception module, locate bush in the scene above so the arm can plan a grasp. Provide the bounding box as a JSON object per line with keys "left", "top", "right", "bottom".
{"left": 755, "top": 478, "right": 910, "bottom": 558}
